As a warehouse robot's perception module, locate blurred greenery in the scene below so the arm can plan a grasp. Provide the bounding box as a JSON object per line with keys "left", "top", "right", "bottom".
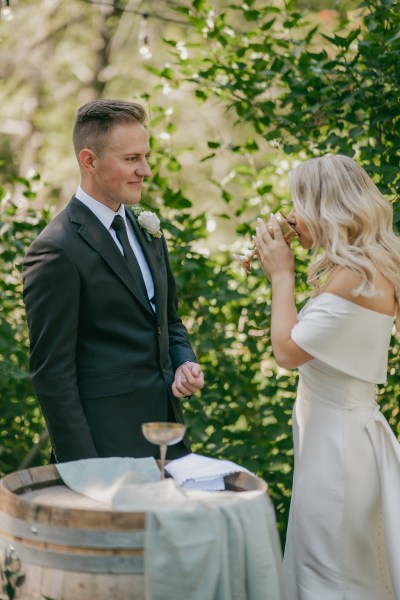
{"left": 0, "top": 172, "right": 51, "bottom": 474}
{"left": 1, "top": 0, "right": 399, "bottom": 549}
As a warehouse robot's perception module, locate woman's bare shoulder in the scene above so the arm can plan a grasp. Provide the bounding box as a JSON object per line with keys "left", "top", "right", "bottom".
{"left": 323, "top": 267, "right": 396, "bottom": 316}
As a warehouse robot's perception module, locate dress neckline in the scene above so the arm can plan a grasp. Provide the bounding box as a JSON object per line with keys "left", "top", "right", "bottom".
{"left": 309, "top": 292, "right": 395, "bottom": 320}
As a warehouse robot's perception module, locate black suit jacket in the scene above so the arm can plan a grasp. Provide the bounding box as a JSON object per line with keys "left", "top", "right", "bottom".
{"left": 22, "top": 197, "right": 196, "bottom": 462}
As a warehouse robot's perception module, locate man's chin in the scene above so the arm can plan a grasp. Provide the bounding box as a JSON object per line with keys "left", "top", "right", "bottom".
{"left": 123, "top": 196, "right": 142, "bottom": 206}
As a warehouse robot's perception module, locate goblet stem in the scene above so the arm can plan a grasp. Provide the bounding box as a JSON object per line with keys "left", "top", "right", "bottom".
{"left": 159, "top": 444, "right": 167, "bottom": 480}
{"left": 233, "top": 211, "right": 298, "bottom": 273}
{"left": 232, "top": 247, "right": 258, "bottom": 273}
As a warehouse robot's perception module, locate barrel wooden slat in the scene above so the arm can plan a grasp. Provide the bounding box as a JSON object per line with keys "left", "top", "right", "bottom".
{"left": 15, "top": 468, "right": 35, "bottom": 489}
{"left": 0, "top": 463, "right": 267, "bottom": 600}
{"left": 22, "top": 565, "right": 146, "bottom": 600}
{"left": 0, "top": 465, "right": 147, "bottom": 599}
{"left": 30, "top": 566, "right": 145, "bottom": 600}
{"left": 0, "top": 467, "right": 147, "bottom": 529}
{"left": 225, "top": 470, "right": 268, "bottom": 492}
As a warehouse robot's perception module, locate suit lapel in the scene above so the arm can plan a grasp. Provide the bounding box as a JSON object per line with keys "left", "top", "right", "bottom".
{"left": 126, "top": 208, "right": 165, "bottom": 321}
{"left": 67, "top": 197, "right": 154, "bottom": 315}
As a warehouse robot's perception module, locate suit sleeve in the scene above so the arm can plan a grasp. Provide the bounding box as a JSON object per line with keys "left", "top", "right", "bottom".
{"left": 22, "top": 236, "right": 99, "bottom": 461}
{"left": 161, "top": 236, "right": 197, "bottom": 370}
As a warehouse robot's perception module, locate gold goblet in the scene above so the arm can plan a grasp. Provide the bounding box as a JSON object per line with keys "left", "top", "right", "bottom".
{"left": 142, "top": 422, "right": 186, "bottom": 480}
{"left": 233, "top": 211, "right": 298, "bottom": 273}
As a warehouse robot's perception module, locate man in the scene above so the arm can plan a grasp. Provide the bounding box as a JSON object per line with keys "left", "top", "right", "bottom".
{"left": 22, "top": 99, "right": 204, "bottom": 463}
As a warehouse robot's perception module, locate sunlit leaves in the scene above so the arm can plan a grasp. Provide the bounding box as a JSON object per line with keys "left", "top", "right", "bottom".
{"left": 150, "top": 0, "right": 400, "bottom": 541}
{"left": 0, "top": 174, "right": 51, "bottom": 475}
{"left": 166, "top": 0, "right": 400, "bottom": 209}
{"left": 2, "top": 0, "right": 400, "bottom": 546}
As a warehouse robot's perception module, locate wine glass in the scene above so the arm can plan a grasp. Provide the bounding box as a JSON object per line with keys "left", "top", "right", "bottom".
{"left": 141, "top": 422, "right": 186, "bottom": 480}
{"left": 233, "top": 211, "right": 298, "bottom": 273}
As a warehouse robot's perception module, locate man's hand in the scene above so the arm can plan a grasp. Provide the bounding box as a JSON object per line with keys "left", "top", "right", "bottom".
{"left": 172, "top": 362, "right": 204, "bottom": 398}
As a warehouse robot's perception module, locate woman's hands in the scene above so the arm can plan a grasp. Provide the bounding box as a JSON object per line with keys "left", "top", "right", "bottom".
{"left": 255, "top": 214, "right": 310, "bottom": 369}
{"left": 255, "top": 214, "right": 295, "bottom": 282}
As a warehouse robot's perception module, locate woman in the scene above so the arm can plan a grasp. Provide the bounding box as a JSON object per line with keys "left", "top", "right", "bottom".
{"left": 255, "top": 154, "right": 400, "bottom": 600}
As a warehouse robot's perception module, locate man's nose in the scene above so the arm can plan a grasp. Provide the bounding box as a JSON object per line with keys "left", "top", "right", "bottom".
{"left": 136, "top": 161, "right": 152, "bottom": 178}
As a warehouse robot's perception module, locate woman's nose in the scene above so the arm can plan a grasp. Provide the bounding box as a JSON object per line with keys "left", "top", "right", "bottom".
{"left": 286, "top": 210, "right": 296, "bottom": 225}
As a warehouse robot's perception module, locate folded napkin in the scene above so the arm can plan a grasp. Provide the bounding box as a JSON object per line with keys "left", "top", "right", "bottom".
{"left": 56, "top": 456, "right": 188, "bottom": 510}
{"left": 165, "top": 453, "right": 252, "bottom": 491}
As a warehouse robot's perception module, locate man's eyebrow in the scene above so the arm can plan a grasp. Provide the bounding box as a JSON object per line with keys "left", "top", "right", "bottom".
{"left": 124, "top": 151, "right": 151, "bottom": 156}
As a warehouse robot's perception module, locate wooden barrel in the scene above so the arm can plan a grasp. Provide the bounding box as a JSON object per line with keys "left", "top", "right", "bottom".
{"left": 0, "top": 464, "right": 267, "bottom": 600}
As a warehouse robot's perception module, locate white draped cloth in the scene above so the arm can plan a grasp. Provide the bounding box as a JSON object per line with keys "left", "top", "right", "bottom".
{"left": 57, "top": 457, "right": 286, "bottom": 600}
{"left": 284, "top": 292, "right": 400, "bottom": 600}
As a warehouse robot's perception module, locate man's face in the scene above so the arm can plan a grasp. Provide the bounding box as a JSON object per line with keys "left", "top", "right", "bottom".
{"left": 89, "top": 122, "right": 151, "bottom": 210}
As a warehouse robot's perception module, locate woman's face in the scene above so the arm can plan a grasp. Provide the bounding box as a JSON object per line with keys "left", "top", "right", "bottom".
{"left": 286, "top": 209, "right": 314, "bottom": 249}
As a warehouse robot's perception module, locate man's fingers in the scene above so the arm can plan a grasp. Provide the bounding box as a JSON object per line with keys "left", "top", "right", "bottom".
{"left": 172, "top": 373, "right": 204, "bottom": 398}
{"left": 191, "top": 363, "right": 201, "bottom": 377}
{"left": 172, "top": 362, "right": 204, "bottom": 398}
{"left": 180, "top": 364, "right": 203, "bottom": 387}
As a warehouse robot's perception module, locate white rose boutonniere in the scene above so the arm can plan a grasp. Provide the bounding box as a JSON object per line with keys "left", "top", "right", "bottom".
{"left": 132, "top": 206, "right": 162, "bottom": 243}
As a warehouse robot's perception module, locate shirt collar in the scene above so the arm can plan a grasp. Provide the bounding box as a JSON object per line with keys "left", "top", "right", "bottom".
{"left": 75, "top": 186, "right": 126, "bottom": 230}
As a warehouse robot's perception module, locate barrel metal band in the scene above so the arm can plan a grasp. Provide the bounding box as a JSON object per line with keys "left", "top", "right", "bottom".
{"left": 0, "top": 511, "right": 144, "bottom": 549}
{"left": 0, "top": 537, "right": 144, "bottom": 574}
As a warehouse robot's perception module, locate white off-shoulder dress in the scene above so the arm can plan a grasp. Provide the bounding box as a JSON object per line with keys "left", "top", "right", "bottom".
{"left": 283, "top": 292, "right": 400, "bottom": 600}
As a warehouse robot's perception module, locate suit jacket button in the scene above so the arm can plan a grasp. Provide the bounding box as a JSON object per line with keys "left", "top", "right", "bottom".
{"left": 157, "top": 326, "right": 162, "bottom": 335}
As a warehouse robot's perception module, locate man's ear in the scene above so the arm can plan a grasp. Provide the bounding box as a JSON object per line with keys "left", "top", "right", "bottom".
{"left": 79, "top": 148, "right": 97, "bottom": 173}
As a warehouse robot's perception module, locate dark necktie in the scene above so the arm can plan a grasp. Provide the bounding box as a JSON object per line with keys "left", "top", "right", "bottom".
{"left": 111, "top": 215, "right": 149, "bottom": 300}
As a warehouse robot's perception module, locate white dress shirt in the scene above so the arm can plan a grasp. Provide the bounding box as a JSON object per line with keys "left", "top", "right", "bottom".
{"left": 75, "top": 186, "right": 156, "bottom": 311}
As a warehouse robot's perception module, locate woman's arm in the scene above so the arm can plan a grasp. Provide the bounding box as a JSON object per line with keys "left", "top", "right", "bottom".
{"left": 255, "top": 216, "right": 313, "bottom": 369}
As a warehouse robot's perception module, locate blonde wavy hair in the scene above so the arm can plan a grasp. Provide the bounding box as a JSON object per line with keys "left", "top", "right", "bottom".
{"left": 288, "top": 154, "right": 400, "bottom": 326}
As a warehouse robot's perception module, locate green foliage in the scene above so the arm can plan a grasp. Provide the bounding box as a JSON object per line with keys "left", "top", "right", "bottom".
{"left": 0, "top": 544, "right": 25, "bottom": 600}
{"left": 157, "top": 0, "right": 400, "bottom": 537}
{"left": 144, "top": 134, "right": 297, "bottom": 535}
{"left": 0, "top": 173, "right": 52, "bottom": 475}
{"left": 1, "top": 0, "right": 400, "bottom": 549}
{"left": 166, "top": 0, "right": 400, "bottom": 224}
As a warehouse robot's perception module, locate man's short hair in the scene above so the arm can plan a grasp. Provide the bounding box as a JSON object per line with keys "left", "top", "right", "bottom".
{"left": 72, "top": 99, "right": 147, "bottom": 157}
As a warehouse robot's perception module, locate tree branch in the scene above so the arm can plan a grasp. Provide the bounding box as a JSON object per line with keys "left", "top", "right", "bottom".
{"left": 82, "top": 0, "right": 188, "bottom": 25}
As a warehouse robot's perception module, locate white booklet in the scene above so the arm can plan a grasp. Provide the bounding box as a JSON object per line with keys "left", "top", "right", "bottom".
{"left": 165, "top": 452, "right": 252, "bottom": 491}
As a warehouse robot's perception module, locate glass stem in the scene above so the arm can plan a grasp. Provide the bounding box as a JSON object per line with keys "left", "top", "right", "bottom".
{"left": 159, "top": 444, "right": 167, "bottom": 479}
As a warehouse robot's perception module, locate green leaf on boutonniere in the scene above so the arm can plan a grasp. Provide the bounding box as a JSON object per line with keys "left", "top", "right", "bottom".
{"left": 132, "top": 206, "right": 162, "bottom": 243}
